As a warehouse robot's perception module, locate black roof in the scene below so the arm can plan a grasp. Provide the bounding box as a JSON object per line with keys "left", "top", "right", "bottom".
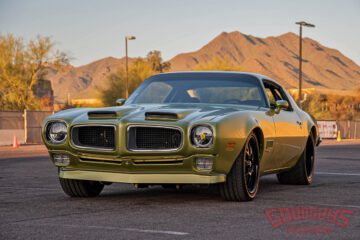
{"left": 149, "top": 71, "right": 279, "bottom": 85}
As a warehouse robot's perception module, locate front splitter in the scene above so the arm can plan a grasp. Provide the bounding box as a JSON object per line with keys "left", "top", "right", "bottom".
{"left": 59, "top": 169, "right": 226, "bottom": 184}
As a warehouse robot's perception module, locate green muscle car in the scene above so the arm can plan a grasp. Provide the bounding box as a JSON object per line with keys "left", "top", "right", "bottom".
{"left": 42, "top": 72, "right": 320, "bottom": 201}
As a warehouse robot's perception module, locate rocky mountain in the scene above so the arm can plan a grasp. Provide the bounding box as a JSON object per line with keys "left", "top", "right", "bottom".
{"left": 47, "top": 31, "right": 360, "bottom": 102}
{"left": 170, "top": 31, "right": 360, "bottom": 89}
{"left": 46, "top": 57, "right": 130, "bottom": 102}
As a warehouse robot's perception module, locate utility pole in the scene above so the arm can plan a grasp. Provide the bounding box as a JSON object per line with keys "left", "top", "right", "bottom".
{"left": 125, "top": 35, "right": 136, "bottom": 99}
{"left": 295, "top": 21, "right": 315, "bottom": 104}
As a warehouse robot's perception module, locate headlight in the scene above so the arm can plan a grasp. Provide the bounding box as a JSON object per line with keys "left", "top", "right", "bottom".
{"left": 191, "top": 125, "right": 213, "bottom": 148}
{"left": 46, "top": 122, "right": 67, "bottom": 144}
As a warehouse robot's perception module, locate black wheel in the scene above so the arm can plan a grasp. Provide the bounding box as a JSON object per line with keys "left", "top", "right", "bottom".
{"left": 59, "top": 178, "right": 104, "bottom": 197}
{"left": 219, "top": 132, "right": 260, "bottom": 201}
{"left": 277, "top": 134, "right": 315, "bottom": 185}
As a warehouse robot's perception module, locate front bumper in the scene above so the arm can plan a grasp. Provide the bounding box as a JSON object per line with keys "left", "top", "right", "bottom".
{"left": 60, "top": 169, "right": 226, "bottom": 184}
{"left": 51, "top": 149, "right": 227, "bottom": 184}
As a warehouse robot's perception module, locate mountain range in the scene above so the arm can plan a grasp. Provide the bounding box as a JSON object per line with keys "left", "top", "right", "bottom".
{"left": 46, "top": 31, "right": 360, "bottom": 102}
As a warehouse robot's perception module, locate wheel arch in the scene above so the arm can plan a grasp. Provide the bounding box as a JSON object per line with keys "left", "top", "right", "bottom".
{"left": 251, "top": 126, "right": 265, "bottom": 160}
{"left": 304, "top": 111, "right": 319, "bottom": 145}
{"left": 310, "top": 125, "right": 317, "bottom": 141}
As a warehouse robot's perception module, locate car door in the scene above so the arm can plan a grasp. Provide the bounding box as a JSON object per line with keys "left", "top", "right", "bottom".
{"left": 263, "top": 80, "right": 303, "bottom": 169}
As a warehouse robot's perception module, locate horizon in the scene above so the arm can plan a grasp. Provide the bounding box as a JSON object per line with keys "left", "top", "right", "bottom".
{"left": 61, "top": 30, "right": 349, "bottom": 68}
{"left": 1, "top": 0, "right": 359, "bottom": 66}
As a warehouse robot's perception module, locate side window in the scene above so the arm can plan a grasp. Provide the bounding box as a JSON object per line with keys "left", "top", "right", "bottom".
{"left": 273, "top": 86, "right": 293, "bottom": 111}
{"left": 263, "top": 80, "right": 293, "bottom": 111}
{"left": 265, "top": 88, "right": 276, "bottom": 107}
{"left": 273, "top": 88, "right": 283, "bottom": 100}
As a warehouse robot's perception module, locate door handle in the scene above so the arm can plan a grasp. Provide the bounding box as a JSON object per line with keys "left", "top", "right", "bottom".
{"left": 296, "top": 121, "right": 302, "bottom": 126}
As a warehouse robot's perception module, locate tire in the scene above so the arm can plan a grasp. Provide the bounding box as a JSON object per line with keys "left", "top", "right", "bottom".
{"left": 59, "top": 178, "right": 104, "bottom": 197}
{"left": 219, "top": 132, "right": 260, "bottom": 201}
{"left": 277, "top": 135, "right": 315, "bottom": 185}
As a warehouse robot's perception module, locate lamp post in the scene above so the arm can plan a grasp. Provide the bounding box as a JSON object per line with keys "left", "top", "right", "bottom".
{"left": 125, "top": 35, "right": 136, "bottom": 99}
{"left": 295, "top": 21, "right": 315, "bottom": 104}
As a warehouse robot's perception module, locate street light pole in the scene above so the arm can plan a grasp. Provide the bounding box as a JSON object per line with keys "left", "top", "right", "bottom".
{"left": 298, "top": 24, "right": 303, "bottom": 102}
{"left": 125, "top": 35, "right": 136, "bottom": 99}
{"left": 295, "top": 21, "right": 315, "bottom": 104}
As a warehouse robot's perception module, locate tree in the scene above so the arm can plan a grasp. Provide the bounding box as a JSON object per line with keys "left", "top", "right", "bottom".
{"left": 300, "top": 93, "right": 332, "bottom": 120}
{"left": 146, "top": 50, "right": 171, "bottom": 72}
{"left": 297, "top": 91, "right": 360, "bottom": 121}
{"left": 0, "top": 34, "right": 68, "bottom": 110}
{"left": 193, "top": 56, "right": 243, "bottom": 71}
{"left": 100, "top": 51, "right": 170, "bottom": 106}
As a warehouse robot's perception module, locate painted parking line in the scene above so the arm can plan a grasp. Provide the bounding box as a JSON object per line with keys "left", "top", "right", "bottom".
{"left": 0, "top": 186, "right": 59, "bottom": 191}
{"left": 316, "top": 172, "right": 360, "bottom": 176}
{"left": 263, "top": 198, "right": 360, "bottom": 209}
{"left": 14, "top": 223, "right": 189, "bottom": 236}
{"left": 122, "top": 228, "right": 189, "bottom": 236}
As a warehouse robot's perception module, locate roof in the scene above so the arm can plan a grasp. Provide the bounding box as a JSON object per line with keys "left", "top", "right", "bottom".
{"left": 153, "top": 71, "right": 279, "bottom": 85}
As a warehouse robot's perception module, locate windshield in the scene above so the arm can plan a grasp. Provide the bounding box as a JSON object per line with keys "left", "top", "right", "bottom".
{"left": 126, "top": 74, "right": 267, "bottom": 107}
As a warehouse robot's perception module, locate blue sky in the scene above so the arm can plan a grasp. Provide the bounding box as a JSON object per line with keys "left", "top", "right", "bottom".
{"left": 1, "top": 0, "right": 359, "bottom": 66}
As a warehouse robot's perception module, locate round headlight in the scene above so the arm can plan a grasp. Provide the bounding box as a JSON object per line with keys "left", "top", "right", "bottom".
{"left": 47, "top": 122, "right": 67, "bottom": 144}
{"left": 191, "top": 125, "right": 213, "bottom": 148}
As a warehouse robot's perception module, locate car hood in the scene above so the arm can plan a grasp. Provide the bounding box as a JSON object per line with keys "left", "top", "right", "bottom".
{"left": 51, "top": 103, "right": 260, "bottom": 125}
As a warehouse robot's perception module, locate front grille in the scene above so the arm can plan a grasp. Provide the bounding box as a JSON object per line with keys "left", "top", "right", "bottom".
{"left": 71, "top": 126, "right": 115, "bottom": 150}
{"left": 128, "top": 126, "right": 182, "bottom": 151}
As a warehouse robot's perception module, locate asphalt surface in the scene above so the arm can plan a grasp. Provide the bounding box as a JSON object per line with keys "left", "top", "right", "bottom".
{"left": 0, "top": 143, "right": 359, "bottom": 239}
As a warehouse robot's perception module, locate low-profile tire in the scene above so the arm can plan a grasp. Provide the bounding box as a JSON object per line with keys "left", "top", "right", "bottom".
{"left": 59, "top": 178, "right": 104, "bottom": 197}
{"left": 277, "top": 135, "right": 315, "bottom": 185}
{"left": 219, "top": 132, "right": 260, "bottom": 201}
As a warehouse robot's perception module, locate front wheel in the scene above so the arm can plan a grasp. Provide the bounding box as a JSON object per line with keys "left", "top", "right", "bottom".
{"left": 59, "top": 178, "right": 104, "bottom": 197}
{"left": 219, "top": 132, "right": 260, "bottom": 201}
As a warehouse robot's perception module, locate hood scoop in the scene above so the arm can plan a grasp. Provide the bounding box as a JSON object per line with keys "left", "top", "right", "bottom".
{"left": 145, "top": 111, "right": 179, "bottom": 121}
{"left": 88, "top": 111, "right": 117, "bottom": 119}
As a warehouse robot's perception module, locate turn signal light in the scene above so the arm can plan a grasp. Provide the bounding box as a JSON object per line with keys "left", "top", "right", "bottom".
{"left": 196, "top": 157, "right": 213, "bottom": 171}
{"left": 53, "top": 154, "right": 70, "bottom": 166}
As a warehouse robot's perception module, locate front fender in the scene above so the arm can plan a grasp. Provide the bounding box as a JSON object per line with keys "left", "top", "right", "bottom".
{"left": 213, "top": 112, "right": 261, "bottom": 174}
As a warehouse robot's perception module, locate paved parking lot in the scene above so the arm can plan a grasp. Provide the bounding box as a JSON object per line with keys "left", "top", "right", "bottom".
{"left": 0, "top": 143, "right": 359, "bottom": 239}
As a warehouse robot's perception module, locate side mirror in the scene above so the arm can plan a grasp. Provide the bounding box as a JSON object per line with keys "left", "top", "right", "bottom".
{"left": 116, "top": 98, "right": 126, "bottom": 106}
{"left": 275, "top": 100, "right": 289, "bottom": 111}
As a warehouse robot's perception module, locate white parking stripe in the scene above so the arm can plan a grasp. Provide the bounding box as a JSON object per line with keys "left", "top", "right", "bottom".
{"left": 316, "top": 172, "right": 360, "bottom": 176}
{"left": 0, "top": 186, "right": 58, "bottom": 191}
{"left": 262, "top": 199, "right": 360, "bottom": 209}
{"left": 313, "top": 203, "right": 360, "bottom": 209}
{"left": 15, "top": 223, "right": 189, "bottom": 236}
{"left": 122, "top": 228, "right": 189, "bottom": 235}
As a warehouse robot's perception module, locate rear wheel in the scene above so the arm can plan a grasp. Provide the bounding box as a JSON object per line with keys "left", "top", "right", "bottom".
{"left": 59, "top": 178, "right": 104, "bottom": 197}
{"left": 219, "top": 132, "right": 260, "bottom": 201}
{"left": 277, "top": 135, "right": 315, "bottom": 185}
